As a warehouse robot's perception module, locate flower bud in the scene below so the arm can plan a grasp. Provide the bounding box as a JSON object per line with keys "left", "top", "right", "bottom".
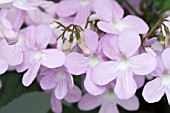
{"left": 80, "top": 31, "right": 92, "bottom": 57}
{"left": 62, "top": 41, "right": 71, "bottom": 51}
{"left": 82, "top": 47, "right": 91, "bottom": 57}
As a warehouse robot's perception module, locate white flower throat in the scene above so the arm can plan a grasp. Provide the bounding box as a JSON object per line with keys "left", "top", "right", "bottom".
{"left": 89, "top": 55, "right": 100, "bottom": 68}
{"left": 118, "top": 58, "right": 129, "bottom": 70}
{"left": 80, "top": 0, "right": 90, "bottom": 6}
{"left": 162, "top": 72, "right": 170, "bottom": 85}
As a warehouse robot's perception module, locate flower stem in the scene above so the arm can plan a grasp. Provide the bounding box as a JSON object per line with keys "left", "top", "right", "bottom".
{"left": 143, "top": 16, "right": 167, "bottom": 42}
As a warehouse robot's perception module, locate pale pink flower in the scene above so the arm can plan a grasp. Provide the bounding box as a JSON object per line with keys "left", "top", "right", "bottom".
{"left": 17, "top": 25, "right": 65, "bottom": 86}
{"left": 93, "top": 0, "right": 149, "bottom": 35}
{"left": 142, "top": 48, "right": 170, "bottom": 105}
{"left": 91, "top": 30, "right": 157, "bottom": 99}
{"left": 0, "top": 9, "right": 25, "bottom": 45}
{"left": 40, "top": 67, "right": 74, "bottom": 100}
{"left": 65, "top": 29, "right": 107, "bottom": 96}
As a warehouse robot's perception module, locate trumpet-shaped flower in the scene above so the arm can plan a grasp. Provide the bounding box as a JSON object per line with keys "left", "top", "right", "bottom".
{"left": 17, "top": 25, "right": 65, "bottom": 87}
{"left": 91, "top": 30, "right": 157, "bottom": 99}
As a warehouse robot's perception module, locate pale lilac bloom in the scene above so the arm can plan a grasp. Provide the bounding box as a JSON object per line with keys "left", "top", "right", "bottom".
{"left": 0, "top": 10, "right": 26, "bottom": 66}
{"left": 0, "top": 0, "right": 53, "bottom": 11}
{"left": 40, "top": 67, "right": 74, "bottom": 100}
{"left": 0, "top": 9, "right": 25, "bottom": 45}
{"left": 91, "top": 30, "right": 157, "bottom": 99}
{"left": 56, "top": 0, "right": 94, "bottom": 25}
{"left": 93, "top": 0, "right": 149, "bottom": 35}
{"left": 17, "top": 25, "right": 65, "bottom": 87}
{"left": 0, "top": 32, "right": 26, "bottom": 66}
{"left": 142, "top": 48, "right": 170, "bottom": 105}
{"left": 51, "top": 85, "right": 82, "bottom": 113}
{"left": 78, "top": 84, "right": 139, "bottom": 113}
{"left": 65, "top": 29, "right": 106, "bottom": 96}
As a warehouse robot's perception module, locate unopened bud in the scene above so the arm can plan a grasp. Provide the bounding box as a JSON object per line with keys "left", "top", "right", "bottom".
{"left": 82, "top": 47, "right": 92, "bottom": 57}
{"left": 80, "top": 31, "right": 92, "bottom": 57}
{"left": 62, "top": 41, "right": 71, "bottom": 51}
{"left": 4, "top": 30, "right": 18, "bottom": 45}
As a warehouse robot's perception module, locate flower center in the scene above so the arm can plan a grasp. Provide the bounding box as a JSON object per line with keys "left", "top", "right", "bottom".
{"left": 118, "top": 58, "right": 129, "bottom": 70}
{"left": 80, "top": 0, "right": 89, "bottom": 6}
{"left": 162, "top": 72, "right": 170, "bottom": 85}
{"left": 57, "top": 71, "right": 66, "bottom": 79}
{"left": 16, "top": 36, "right": 24, "bottom": 46}
{"left": 89, "top": 55, "right": 100, "bottom": 68}
{"left": 33, "top": 51, "right": 43, "bottom": 60}
{"left": 103, "top": 88, "right": 115, "bottom": 101}
{"left": 112, "top": 20, "right": 126, "bottom": 32}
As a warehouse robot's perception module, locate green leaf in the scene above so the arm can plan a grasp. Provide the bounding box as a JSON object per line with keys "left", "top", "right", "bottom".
{"left": 0, "top": 92, "right": 51, "bottom": 113}
{"left": 0, "top": 71, "right": 41, "bottom": 108}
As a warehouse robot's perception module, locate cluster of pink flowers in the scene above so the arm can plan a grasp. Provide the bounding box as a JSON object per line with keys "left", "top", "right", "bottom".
{"left": 0, "top": 0, "right": 170, "bottom": 113}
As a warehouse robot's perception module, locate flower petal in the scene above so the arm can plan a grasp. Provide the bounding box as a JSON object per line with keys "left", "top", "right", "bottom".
{"left": 142, "top": 78, "right": 164, "bottom": 103}
{"left": 65, "top": 85, "right": 82, "bottom": 103}
{"left": 74, "top": 6, "right": 91, "bottom": 25}
{"left": 91, "top": 61, "right": 118, "bottom": 86}
{"left": 111, "top": 1, "right": 124, "bottom": 19}
{"left": 166, "top": 86, "right": 170, "bottom": 105}
{"left": 134, "top": 75, "right": 145, "bottom": 89}
{"left": 40, "top": 70, "right": 58, "bottom": 90}
{"left": 51, "top": 93, "right": 62, "bottom": 113}
{"left": 34, "top": 25, "right": 52, "bottom": 49}
{"left": 13, "top": 0, "right": 36, "bottom": 10}
{"left": 122, "top": 15, "right": 149, "bottom": 34}
{"left": 161, "top": 48, "right": 170, "bottom": 70}
{"left": 78, "top": 93, "right": 102, "bottom": 110}
{"left": 22, "top": 61, "right": 41, "bottom": 87}
{"left": 0, "top": 41, "right": 23, "bottom": 66}
{"left": 84, "top": 68, "right": 106, "bottom": 96}
{"left": 56, "top": 0, "right": 79, "bottom": 17}
{"left": 99, "top": 102, "right": 119, "bottom": 113}
{"left": 0, "top": 55, "right": 8, "bottom": 74}
{"left": 115, "top": 71, "right": 137, "bottom": 99}
{"left": 129, "top": 53, "right": 157, "bottom": 75}
{"left": 117, "top": 95, "right": 139, "bottom": 111}
{"left": 0, "top": 0, "right": 12, "bottom": 4}
{"left": 84, "top": 29, "right": 99, "bottom": 54}
{"left": 12, "top": 10, "right": 25, "bottom": 31}
{"left": 102, "top": 34, "right": 121, "bottom": 60}
{"left": 93, "top": 0, "right": 113, "bottom": 22}
{"left": 54, "top": 78, "right": 68, "bottom": 100}
{"left": 97, "top": 21, "right": 117, "bottom": 34}
{"left": 42, "top": 49, "right": 65, "bottom": 68}
{"left": 65, "top": 52, "right": 89, "bottom": 75}
{"left": 118, "top": 30, "right": 141, "bottom": 57}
